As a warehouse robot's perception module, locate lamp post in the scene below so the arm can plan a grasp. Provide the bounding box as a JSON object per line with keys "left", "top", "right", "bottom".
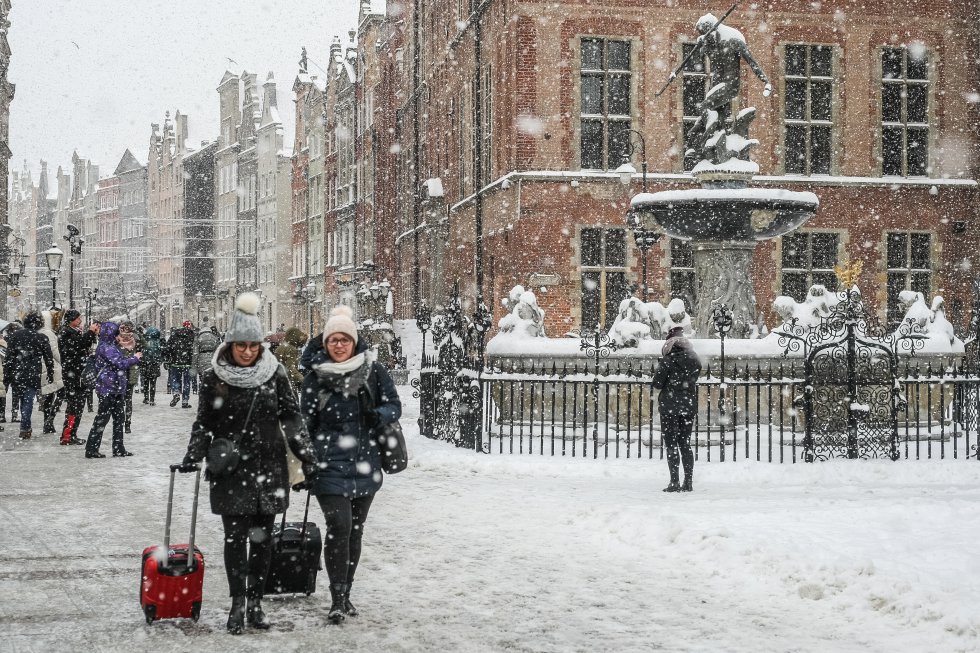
{"left": 614, "top": 128, "right": 648, "bottom": 192}
{"left": 195, "top": 291, "right": 203, "bottom": 328}
{"left": 64, "top": 224, "right": 83, "bottom": 309}
{"left": 43, "top": 245, "right": 64, "bottom": 310}
{"left": 305, "top": 281, "right": 315, "bottom": 335}
{"left": 712, "top": 303, "right": 734, "bottom": 461}
{"left": 616, "top": 130, "right": 659, "bottom": 298}
{"left": 83, "top": 286, "right": 99, "bottom": 324}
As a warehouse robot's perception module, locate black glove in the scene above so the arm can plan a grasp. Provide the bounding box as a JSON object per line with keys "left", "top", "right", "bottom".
{"left": 292, "top": 464, "right": 319, "bottom": 492}
{"left": 363, "top": 408, "right": 382, "bottom": 428}
{"left": 176, "top": 455, "right": 199, "bottom": 473}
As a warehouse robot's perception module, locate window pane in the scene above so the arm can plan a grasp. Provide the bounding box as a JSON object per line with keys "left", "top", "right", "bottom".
{"left": 670, "top": 238, "right": 694, "bottom": 267}
{"left": 785, "top": 79, "right": 807, "bottom": 120}
{"left": 582, "top": 228, "right": 602, "bottom": 266}
{"left": 881, "top": 84, "right": 902, "bottom": 122}
{"left": 785, "top": 45, "right": 807, "bottom": 76}
{"left": 581, "top": 39, "right": 602, "bottom": 70}
{"left": 811, "top": 126, "right": 832, "bottom": 174}
{"left": 582, "top": 271, "right": 601, "bottom": 331}
{"left": 812, "top": 271, "right": 838, "bottom": 293}
{"left": 784, "top": 124, "right": 807, "bottom": 174}
{"left": 810, "top": 81, "right": 832, "bottom": 121}
{"left": 907, "top": 127, "right": 928, "bottom": 176}
{"left": 683, "top": 76, "right": 705, "bottom": 116}
{"left": 605, "top": 272, "right": 630, "bottom": 327}
{"left": 782, "top": 232, "right": 807, "bottom": 268}
{"left": 907, "top": 50, "right": 928, "bottom": 80}
{"left": 607, "top": 121, "right": 630, "bottom": 170}
{"left": 906, "top": 84, "right": 928, "bottom": 123}
{"left": 887, "top": 232, "right": 908, "bottom": 268}
{"left": 887, "top": 272, "right": 907, "bottom": 324}
{"left": 683, "top": 122, "right": 700, "bottom": 171}
{"left": 910, "top": 233, "right": 930, "bottom": 268}
{"left": 682, "top": 44, "right": 704, "bottom": 73}
{"left": 605, "top": 228, "right": 627, "bottom": 267}
{"left": 608, "top": 74, "right": 631, "bottom": 116}
{"left": 581, "top": 75, "right": 603, "bottom": 114}
{"left": 910, "top": 272, "right": 930, "bottom": 296}
{"left": 581, "top": 120, "right": 603, "bottom": 169}
{"left": 881, "top": 127, "right": 904, "bottom": 175}
{"left": 782, "top": 272, "right": 808, "bottom": 302}
{"left": 811, "top": 232, "right": 838, "bottom": 268}
{"left": 607, "top": 40, "right": 630, "bottom": 71}
{"left": 811, "top": 46, "right": 832, "bottom": 77}
{"left": 882, "top": 48, "right": 903, "bottom": 80}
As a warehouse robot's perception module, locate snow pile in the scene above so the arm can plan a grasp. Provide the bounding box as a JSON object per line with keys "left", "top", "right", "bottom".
{"left": 497, "top": 285, "right": 545, "bottom": 338}
{"left": 608, "top": 296, "right": 693, "bottom": 346}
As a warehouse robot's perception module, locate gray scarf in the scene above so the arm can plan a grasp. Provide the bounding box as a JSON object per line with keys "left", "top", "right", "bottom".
{"left": 312, "top": 349, "right": 375, "bottom": 398}
{"left": 211, "top": 343, "right": 280, "bottom": 388}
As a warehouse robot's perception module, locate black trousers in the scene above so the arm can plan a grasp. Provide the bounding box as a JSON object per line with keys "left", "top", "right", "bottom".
{"left": 85, "top": 394, "right": 126, "bottom": 455}
{"left": 62, "top": 384, "right": 87, "bottom": 439}
{"left": 220, "top": 514, "right": 276, "bottom": 598}
{"left": 41, "top": 391, "right": 60, "bottom": 430}
{"left": 141, "top": 375, "right": 157, "bottom": 403}
{"left": 317, "top": 494, "right": 374, "bottom": 586}
{"left": 662, "top": 414, "right": 694, "bottom": 484}
{"left": 124, "top": 386, "right": 134, "bottom": 427}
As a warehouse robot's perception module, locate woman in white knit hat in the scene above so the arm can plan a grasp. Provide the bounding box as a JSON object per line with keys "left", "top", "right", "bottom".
{"left": 180, "top": 292, "right": 319, "bottom": 635}
{"left": 300, "top": 304, "right": 402, "bottom": 624}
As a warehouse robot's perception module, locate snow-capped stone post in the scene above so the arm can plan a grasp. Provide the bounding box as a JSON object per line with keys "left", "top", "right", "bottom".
{"left": 630, "top": 11, "right": 818, "bottom": 338}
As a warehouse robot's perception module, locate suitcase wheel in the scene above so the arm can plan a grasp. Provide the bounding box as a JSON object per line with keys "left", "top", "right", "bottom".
{"left": 191, "top": 601, "right": 202, "bottom": 622}
{"left": 143, "top": 604, "right": 156, "bottom": 625}
{"left": 305, "top": 571, "right": 316, "bottom": 596}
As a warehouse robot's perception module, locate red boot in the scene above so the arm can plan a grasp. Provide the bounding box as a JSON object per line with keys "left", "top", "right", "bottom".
{"left": 60, "top": 415, "right": 82, "bottom": 446}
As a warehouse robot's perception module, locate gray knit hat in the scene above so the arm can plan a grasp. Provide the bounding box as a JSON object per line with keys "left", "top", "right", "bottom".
{"left": 224, "top": 292, "right": 263, "bottom": 343}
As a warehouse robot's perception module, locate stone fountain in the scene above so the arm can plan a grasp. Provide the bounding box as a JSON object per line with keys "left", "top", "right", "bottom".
{"left": 631, "top": 13, "right": 819, "bottom": 337}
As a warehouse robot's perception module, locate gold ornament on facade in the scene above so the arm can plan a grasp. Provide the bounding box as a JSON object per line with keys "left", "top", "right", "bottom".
{"left": 833, "top": 259, "right": 863, "bottom": 289}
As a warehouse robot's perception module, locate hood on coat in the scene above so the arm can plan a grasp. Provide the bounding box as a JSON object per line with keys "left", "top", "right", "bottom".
{"left": 23, "top": 312, "right": 43, "bottom": 331}
{"left": 144, "top": 327, "right": 161, "bottom": 340}
{"left": 285, "top": 327, "right": 307, "bottom": 347}
{"left": 99, "top": 321, "right": 120, "bottom": 343}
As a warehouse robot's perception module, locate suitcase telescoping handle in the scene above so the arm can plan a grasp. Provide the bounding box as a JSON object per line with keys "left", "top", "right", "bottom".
{"left": 164, "top": 463, "right": 202, "bottom": 570}
{"left": 278, "top": 491, "right": 313, "bottom": 544}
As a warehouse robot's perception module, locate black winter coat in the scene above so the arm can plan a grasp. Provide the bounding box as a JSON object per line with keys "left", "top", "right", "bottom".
{"left": 184, "top": 361, "right": 318, "bottom": 516}
{"left": 58, "top": 326, "right": 97, "bottom": 388}
{"left": 651, "top": 339, "right": 702, "bottom": 417}
{"left": 301, "top": 343, "right": 402, "bottom": 498}
{"left": 165, "top": 327, "right": 196, "bottom": 368}
{"left": 4, "top": 326, "right": 54, "bottom": 391}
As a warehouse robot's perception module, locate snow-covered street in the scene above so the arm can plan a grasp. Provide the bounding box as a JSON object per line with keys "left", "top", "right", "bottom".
{"left": 2, "top": 383, "right": 979, "bottom": 652}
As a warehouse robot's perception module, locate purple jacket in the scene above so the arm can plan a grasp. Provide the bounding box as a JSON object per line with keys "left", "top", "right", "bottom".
{"left": 93, "top": 322, "right": 140, "bottom": 397}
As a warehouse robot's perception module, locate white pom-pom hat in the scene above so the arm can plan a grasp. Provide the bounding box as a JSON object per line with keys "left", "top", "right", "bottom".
{"left": 323, "top": 305, "right": 359, "bottom": 346}
{"left": 224, "top": 292, "right": 264, "bottom": 343}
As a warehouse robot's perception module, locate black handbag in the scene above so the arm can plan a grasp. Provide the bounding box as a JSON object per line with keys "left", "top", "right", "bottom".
{"left": 206, "top": 391, "right": 258, "bottom": 478}
{"left": 363, "top": 369, "right": 408, "bottom": 474}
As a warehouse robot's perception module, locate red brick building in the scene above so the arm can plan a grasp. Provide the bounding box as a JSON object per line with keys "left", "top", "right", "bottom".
{"left": 363, "top": 0, "right": 980, "bottom": 336}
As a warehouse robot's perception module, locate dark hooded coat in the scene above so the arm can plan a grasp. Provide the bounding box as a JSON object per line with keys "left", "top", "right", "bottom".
{"left": 300, "top": 338, "right": 402, "bottom": 498}
{"left": 58, "top": 323, "right": 97, "bottom": 388}
{"left": 139, "top": 328, "right": 163, "bottom": 379}
{"left": 651, "top": 329, "right": 702, "bottom": 417}
{"left": 274, "top": 327, "right": 308, "bottom": 387}
{"left": 4, "top": 313, "right": 54, "bottom": 391}
{"left": 164, "top": 326, "right": 196, "bottom": 368}
{"left": 184, "top": 347, "right": 319, "bottom": 516}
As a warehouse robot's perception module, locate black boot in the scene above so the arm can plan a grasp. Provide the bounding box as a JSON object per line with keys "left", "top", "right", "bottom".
{"left": 247, "top": 596, "right": 271, "bottom": 629}
{"left": 227, "top": 595, "right": 246, "bottom": 635}
{"left": 343, "top": 584, "right": 358, "bottom": 617}
{"left": 328, "top": 583, "right": 347, "bottom": 624}
{"left": 664, "top": 444, "right": 681, "bottom": 492}
{"left": 681, "top": 448, "right": 694, "bottom": 492}
{"left": 681, "top": 478, "right": 693, "bottom": 492}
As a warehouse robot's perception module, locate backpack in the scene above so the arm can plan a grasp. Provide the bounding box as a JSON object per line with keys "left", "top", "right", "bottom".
{"left": 80, "top": 354, "right": 99, "bottom": 389}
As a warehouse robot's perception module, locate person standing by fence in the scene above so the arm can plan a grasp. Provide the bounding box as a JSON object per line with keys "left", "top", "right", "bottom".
{"left": 652, "top": 325, "right": 702, "bottom": 492}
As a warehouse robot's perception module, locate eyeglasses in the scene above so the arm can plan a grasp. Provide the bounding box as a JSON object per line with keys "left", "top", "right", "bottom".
{"left": 326, "top": 337, "right": 354, "bottom": 347}
{"left": 232, "top": 342, "right": 261, "bottom": 352}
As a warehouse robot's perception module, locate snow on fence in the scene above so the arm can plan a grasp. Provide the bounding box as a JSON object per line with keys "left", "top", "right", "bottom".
{"left": 418, "top": 357, "right": 980, "bottom": 463}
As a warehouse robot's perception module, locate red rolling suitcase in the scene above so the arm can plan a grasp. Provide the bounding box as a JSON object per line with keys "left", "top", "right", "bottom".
{"left": 140, "top": 463, "right": 205, "bottom": 624}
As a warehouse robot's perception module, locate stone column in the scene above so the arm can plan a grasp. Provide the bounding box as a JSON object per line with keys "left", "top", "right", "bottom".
{"left": 692, "top": 240, "right": 758, "bottom": 338}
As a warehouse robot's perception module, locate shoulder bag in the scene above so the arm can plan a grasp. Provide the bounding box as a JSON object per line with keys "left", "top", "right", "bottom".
{"left": 363, "top": 366, "right": 408, "bottom": 475}
{"left": 206, "top": 389, "right": 259, "bottom": 478}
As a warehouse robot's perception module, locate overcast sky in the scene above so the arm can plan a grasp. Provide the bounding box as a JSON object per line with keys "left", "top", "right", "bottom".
{"left": 8, "top": 0, "right": 359, "bottom": 187}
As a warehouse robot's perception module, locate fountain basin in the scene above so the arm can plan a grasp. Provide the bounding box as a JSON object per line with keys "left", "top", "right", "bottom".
{"left": 631, "top": 188, "right": 819, "bottom": 241}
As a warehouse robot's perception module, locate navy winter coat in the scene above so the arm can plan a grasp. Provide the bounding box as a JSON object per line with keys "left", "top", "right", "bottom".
{"left": 651, "top": 336, "right": 702, "bottom": 417}
{"left": 4, "top": 313, "right": 54, "bottom": 391}
{"left": 300, "top": 340, "right": 402, "bottom": 498}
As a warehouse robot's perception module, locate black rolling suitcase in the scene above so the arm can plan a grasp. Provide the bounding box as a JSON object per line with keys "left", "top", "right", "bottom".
{"left": 265, "top": 492, "right": 321, "bottom": 596}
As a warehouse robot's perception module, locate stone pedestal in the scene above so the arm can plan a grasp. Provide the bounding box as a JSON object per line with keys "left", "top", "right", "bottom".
{"left": 692, "top": 240, "right": 758, "bottom": 338}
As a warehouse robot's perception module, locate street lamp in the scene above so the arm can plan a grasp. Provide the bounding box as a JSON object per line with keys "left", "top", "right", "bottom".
{"left": 64, "top": 224, "right": 83, "bottom": 309}
{"left": 83, "top": 286, "right": 99, "bottom": 324}
{"left": 305, "top": 281, "right": 316, "bottom": 335}
{"left": 616, "top": 128, "right": 648, "bottom": 192}
{"left": 626, "top": 211, "right": 661, "bottom": 299}
{"left": 617, "top": 129, "right": 658, "bottom": 297}
{"left": 195, "top": 291, "right": 203, "bottom": 327}
{"left": 43, "top": 245, "right": 64, "bottom": 310}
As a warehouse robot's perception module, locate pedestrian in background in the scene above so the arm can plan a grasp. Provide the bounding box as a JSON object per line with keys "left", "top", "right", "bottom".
{"left": 192, "top": 319, "right": 221, "bottom": 378}
{"left": 651, "top": 325, "right": 702, "bottom": 492}
{"left": 273, "top": 327, "right": 307, "bottom": 389}
{"left": 4, "top": 312, "right": 55, "bottom": 439}
{"left": 117, "top": 320, "right": 140, "bottom": 434}
{"left": 180, "top": 293, "right": 318, "bottom": 635}
{"left": 58, "top": 310, "right": 98, "bottom": 445}
{"left": 302, "top": 305, "right": 402, "bottom": 623}
{"left": 84, "top": 321, "right": 141, "bottom": 458}
{"left": 1, "top": 322, "right": 23, "bottom": 423}
{"left": 139, "top": 327, "right": 163, "bottom": 405}
{"left": 39, "top": 310, "right": 65, "bottom": 434}
{"left": 164, "top": 320, "right": 196, "bottom": 408}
